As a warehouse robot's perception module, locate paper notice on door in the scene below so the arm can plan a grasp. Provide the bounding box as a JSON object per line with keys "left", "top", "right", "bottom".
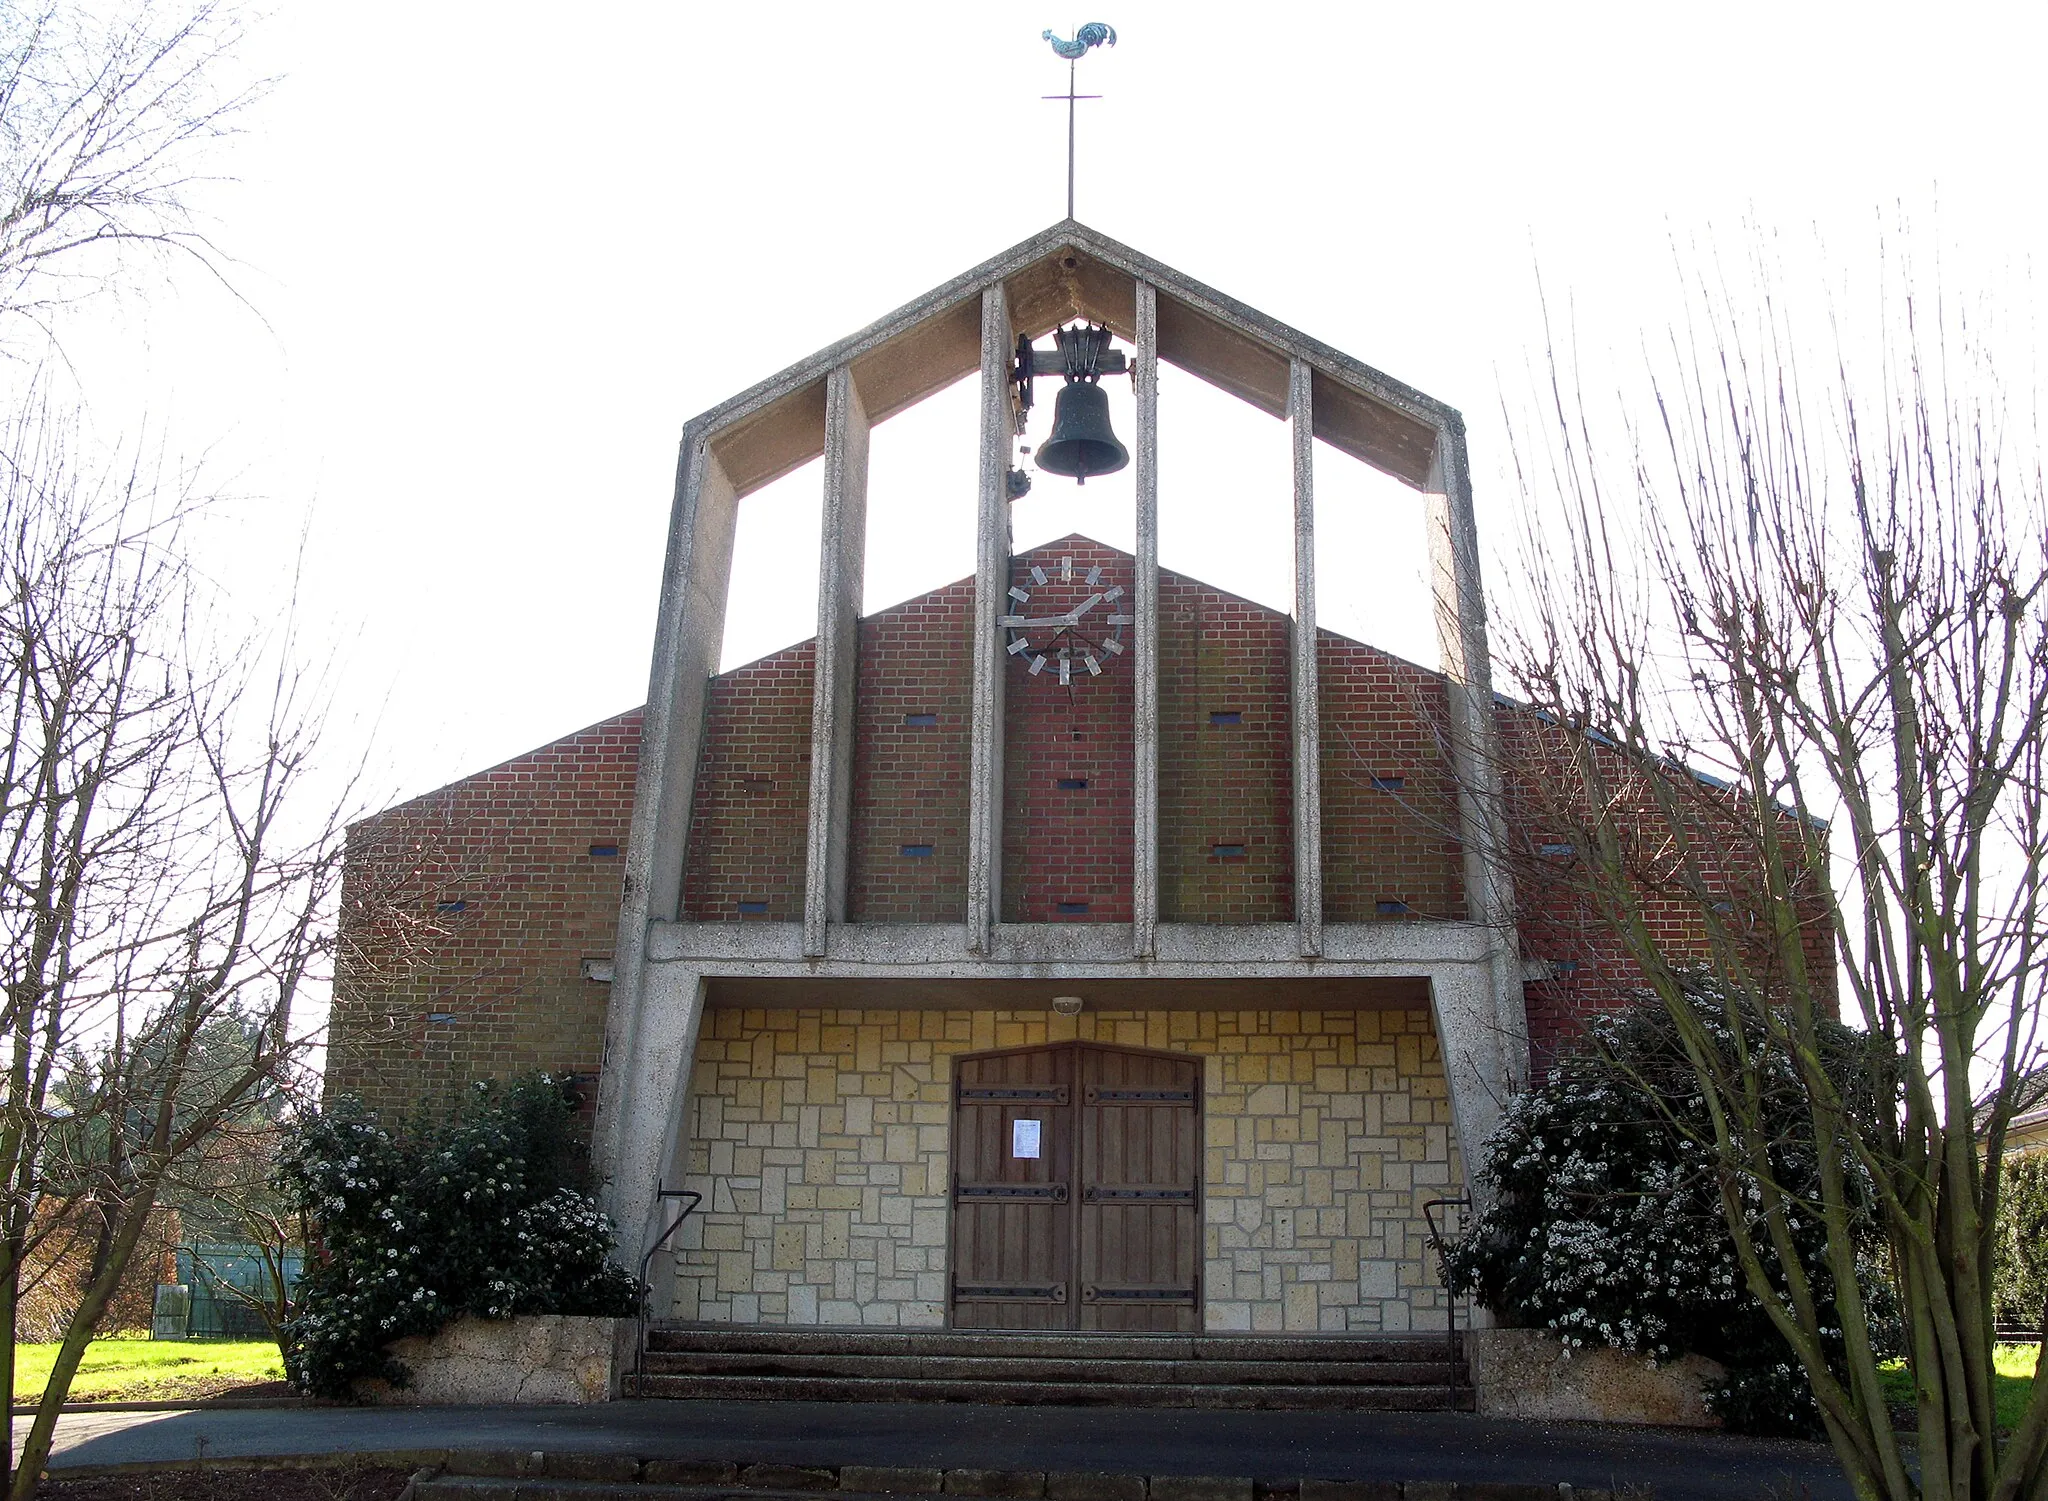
{"left": 1012, "top": 1118, "right": 1042, "bottom": 1159}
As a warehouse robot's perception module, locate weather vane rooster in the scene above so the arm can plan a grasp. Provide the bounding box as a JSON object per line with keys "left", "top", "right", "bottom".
{"left": 1043, "top": 22, "right": 1116, "bottom": 59}
{"left": 1042, "top": 24, "right": 1117, "bottom": 218}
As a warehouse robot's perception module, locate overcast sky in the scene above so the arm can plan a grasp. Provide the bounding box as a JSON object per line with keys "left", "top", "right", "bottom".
{"left": 52, "top": 0, "right": 2048, "bottom": 814}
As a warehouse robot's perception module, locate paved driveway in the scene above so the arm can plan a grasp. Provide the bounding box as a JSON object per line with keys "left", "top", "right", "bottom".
{"left": 21, "top": 1400, "right": 1852, "bottom": 1500}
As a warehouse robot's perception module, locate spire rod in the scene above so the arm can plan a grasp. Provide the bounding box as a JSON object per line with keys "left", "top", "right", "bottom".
{"left": 1041, "top": 23, "right": 1116, "bottom": 220}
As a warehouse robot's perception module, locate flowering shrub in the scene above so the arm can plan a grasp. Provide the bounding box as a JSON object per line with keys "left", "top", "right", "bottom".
{"left": 1441, "top": 994, "right": 1892, "bottom": 1438}
{"left": 277, "top": 1074, "right": 640, "bottom": 1398}
{"left": 1994, "top": 1152, "right": 2048, "bottom": 1333}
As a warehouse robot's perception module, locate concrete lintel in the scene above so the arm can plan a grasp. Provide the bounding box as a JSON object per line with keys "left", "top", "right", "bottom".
{"left": 803, "top": 367, "right": 870, "bottom": 957}
{"left": 645, "top": 918, "right": 1493, "bottom": 971}
{"left": 966, "top": 286, "right": 1014, "bottom": 956}
{"left": 678, "top": 221, "right": 1458, "bottom": 501}
{"left": 1289, "top": 358, "right": 1324, "bottom": 960}
{"left": 1132, "top": 280, "right": 1161, "bottom": 960}
{"left": 592, "top": 432, "right": 737, "bottom": 1218}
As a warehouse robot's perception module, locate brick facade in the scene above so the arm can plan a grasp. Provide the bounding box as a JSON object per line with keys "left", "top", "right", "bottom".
{"left": 327, "top": 710, "right": 641, "bottom": 1120}
{"left": 1157, "top": 566, "right": 1296, "bottom": 922}
{"left": 681, "top": 641, "right": 814, "bottom": 922}
{"left": 850, "top": 579, "right": 974, "bottom": 922}
{"left": 1001, "top": 538, "right": 1136, "bottom": 923}
{"left": 329, "top": 537, "right": 1812, "bottom": 1122}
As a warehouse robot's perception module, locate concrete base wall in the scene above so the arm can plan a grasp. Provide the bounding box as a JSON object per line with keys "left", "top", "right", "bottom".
{"left": 355, "top": 1315, "right": 630, "bottom": 1405}
{"left": 672, "top": 1004, "right": 1460, "bottom": 1333}
{"left": 1469, "top": 1327, "right": 1725, "bottom": 1428}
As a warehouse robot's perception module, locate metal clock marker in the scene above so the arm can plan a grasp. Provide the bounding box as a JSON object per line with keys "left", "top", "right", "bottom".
{"left": 1003, "top": 556, "right": 1125, "bottom": 686}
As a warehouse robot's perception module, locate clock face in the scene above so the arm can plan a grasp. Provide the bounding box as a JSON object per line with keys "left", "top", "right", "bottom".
{"left": 997, "top": 555, "right": 1133, "bottom": 687}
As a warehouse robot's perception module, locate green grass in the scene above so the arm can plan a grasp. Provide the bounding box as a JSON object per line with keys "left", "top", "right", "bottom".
{"left": 1877, "top": 1343, "right": 2039, "bottom": 1433}
{"left": 10, "top": 1336, "right": 284, "bottom": 1403}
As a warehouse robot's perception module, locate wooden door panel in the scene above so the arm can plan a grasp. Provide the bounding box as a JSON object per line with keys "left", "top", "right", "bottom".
{"left": 950, "top": 1045, "right": 1074, "bottom": 1328}
{"left": 1077, "top": 1046, "right": 1201, "bottom": 1332}
{"left": 951, "top": 1041, "right": 1201, "bottom": 1332}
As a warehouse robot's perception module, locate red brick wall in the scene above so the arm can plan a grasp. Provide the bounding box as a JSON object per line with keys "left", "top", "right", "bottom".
{"left": 849, "top": 578, "right": 974, "bottom": 922}
{"left": 1498, "top": 710, "right": 1840, "bottom": 1064}
{"left": 1156, "top": 568, "right": 1295, "bottom": 922}
{"left": 681, "top": 641, "right": 815, "bottom": 921}
{"left": 1318, "top": 635, "right": 1466, "bottom": 924}
{"left": 327, "top": 709, "right": 641, "bottom": 1120}
{"left": 1002, "top": 537, "right": 1135, "bottom": 923}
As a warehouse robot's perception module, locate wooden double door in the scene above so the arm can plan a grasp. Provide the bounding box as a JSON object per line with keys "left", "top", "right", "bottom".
{"left": 949, "top": 1042, "right": 1202, "bottom": 1331}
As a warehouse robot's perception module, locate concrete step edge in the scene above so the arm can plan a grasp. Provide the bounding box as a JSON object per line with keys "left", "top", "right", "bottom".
{"left": 639, "top": 1353, "right": 1465, "bottom": 1386}
{"left": 625, "top": 1373, "right": 1471, "bottom": 1411}
{"left": 646, "top": 1331, "right": 1458, "bottom": 1364}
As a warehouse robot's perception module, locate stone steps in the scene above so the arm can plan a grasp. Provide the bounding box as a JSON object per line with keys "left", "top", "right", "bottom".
{"left": 642, "top": 1351, "right": 1450, "bottom": 1387}
{"left": 645, "top": 1326, "right": 1453, "bottom": 1362}
{"left": 631, "top": 1327, "right": 1467, "bottom": 1412}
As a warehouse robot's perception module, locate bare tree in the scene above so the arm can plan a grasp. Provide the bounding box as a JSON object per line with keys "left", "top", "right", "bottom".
{"left": 1496, "top": 237, "right": 2048, "bottom": 1500}
{"left": 0, "top": 0, "right": 265, "bottom": 350}
{"left": 0, "top": 394, "right": 348, "bottom": 1499}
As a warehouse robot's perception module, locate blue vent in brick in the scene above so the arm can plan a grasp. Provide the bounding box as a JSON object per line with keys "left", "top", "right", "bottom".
{"left": 1554, "top": 959, "right": 1582, "bottom": 976}
{"left": 427, "top": 1012, "right": 458, "bottom": 1025}
{"left": 1209, "top": 710, "right": 1242, "bottom": 726}
{"left": 588, "top": 843, "right": 620, "bottom": 858}
{"left": 1539, "top": 842, "right": 1575, "bottom": 858}
{"left": 736, "top": 900, "right": 768, "bottom": 915}
{"left": 904, "top": 713, "right": 938, "bottom": 726}
{"left": 1376, "top": 900, "right": 1410, "bottom": 916}
{"left": 1211, "top": 843, "right": 1246, "bottom": 859}
{"left": 1057, "top": 901, "right": 1090, "bottom": 915}
{"left": 1371, "top": 776, "right": 1405, "bottom": 792}
{"left": 1057, "top": 777, "right": 1089, "bottom": 790}
{"left": 435, "top": 899, "right": 467, "bottom": 914}
{"left": 901, "top": 844, "right": 934, "bottom": 858}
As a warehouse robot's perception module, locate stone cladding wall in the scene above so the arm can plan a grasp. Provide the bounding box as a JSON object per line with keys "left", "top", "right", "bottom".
{"left": 668, "top": 1005, "right": 1459, "bottom": 1333}
{"left": 327, "top": 710, "right": 641, "bottom": 1119}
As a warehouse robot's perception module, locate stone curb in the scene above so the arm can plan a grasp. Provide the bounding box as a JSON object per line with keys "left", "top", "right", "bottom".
{"left": 53, "top": 1450, "right": 1636, "bottom": 1501}
{"left": 9, "top": 1397, "right": 308, "bottom": 1413}
{"left": 419, "top": 1451, "right": 1630, "bottom": 1500}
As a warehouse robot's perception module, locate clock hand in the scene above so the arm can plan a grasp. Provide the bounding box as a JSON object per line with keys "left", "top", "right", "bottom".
{"left": 1065, "top": 592, "right": 1106, "bottom": 623}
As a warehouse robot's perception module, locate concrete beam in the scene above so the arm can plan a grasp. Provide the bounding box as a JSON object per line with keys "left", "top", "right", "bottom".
{"left": 804, "top": 367, "right": 870, "bottom": 957}
{"left": 1426, "top": 428, "right": 1528, "bottom": 1092}
{"left": 1132, "top": 281, "right": 1160, "bottom": 959}
{"left": 1290, "top": 358, "right": 1324, "bottom": 959}
{"left": 593, "top": 433, "right": 739, "bottom": 1220}
{"left": 966, "top": 286, "right": 1014, "bottom": 955}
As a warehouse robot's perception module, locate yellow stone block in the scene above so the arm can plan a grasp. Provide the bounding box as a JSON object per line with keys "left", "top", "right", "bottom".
{"left": 772, "top": 1226, "right": 806, "bottom": 1271}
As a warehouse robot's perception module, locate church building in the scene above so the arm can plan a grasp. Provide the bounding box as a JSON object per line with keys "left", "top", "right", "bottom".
{"left": 329, "top": 222, "right": 1652, "bottom": 1402}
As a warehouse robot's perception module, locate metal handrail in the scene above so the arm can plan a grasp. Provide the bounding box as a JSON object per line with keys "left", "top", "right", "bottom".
{"left": 1422, "top": 1195, "right": 1472, "bottom": 1405}
{"left": 634, "top": 1185, "right": 703, "bottom": 1387}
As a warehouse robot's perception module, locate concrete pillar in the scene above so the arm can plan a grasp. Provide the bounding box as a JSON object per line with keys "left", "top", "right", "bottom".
{"left": 966, "top": 285, "right": 1014, "bottom": 954}
{"left": 1289, "top": 358, "right": 1324, "bottom": 959}
{"left": 1132, "top": 281, "right": 1160, "bottom": 958}
{"left": 1425, "top": 426, "right": 1528, "bottom": 1090}
{"left": 804, "top": 367, "right": 871, "bottom": 957}
{"left": 593, "top": 432, "right": 738, "bottom": 1220}
{"left": 605, "top": 964, "right": 711, "bottom": 1310}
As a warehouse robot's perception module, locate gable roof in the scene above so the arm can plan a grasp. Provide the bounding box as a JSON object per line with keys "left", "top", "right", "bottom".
{"left": 691, "top": 220, "right": 1459, "bottom": 500}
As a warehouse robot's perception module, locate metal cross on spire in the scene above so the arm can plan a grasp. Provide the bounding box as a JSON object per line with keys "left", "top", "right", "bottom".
{"left": 1042, "top": 23, "right": 1116, "bottom": 220}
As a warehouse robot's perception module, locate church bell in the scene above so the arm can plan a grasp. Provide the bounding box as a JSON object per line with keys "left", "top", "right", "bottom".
{"left": 1036, "top": 381, "right": 1129, "bottom": 484}
{"left": 1021, "top": 322, "right": 1131, "bottom": 485}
